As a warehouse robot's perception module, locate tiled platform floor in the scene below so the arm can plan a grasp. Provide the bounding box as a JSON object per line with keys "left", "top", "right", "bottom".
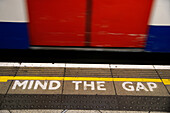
{"left": 0, "top": 63, "right": 170, "bottom": 112}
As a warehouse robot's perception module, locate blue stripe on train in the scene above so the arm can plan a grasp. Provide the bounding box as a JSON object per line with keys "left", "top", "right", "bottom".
{"left": 0, "top": 22, "right": 29, "bottom": 49}
{"left": 145, "top": 25, "right": 170, "bottom": 52}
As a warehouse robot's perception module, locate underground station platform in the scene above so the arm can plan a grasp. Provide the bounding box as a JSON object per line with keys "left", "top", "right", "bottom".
{"left": 0, "top": 63, "right": 170, "bottom": 113}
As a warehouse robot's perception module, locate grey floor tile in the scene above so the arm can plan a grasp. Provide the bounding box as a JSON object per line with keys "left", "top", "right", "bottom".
{"left": 10, "top": 110, "right": 63, "bottom": 113}
{"left": 0, "top": 81, "right": 12, "bottom": 94}
{"left": 101, "top": 111, "right": 148, "bottom": 113}
{"left": 65, "top": 68, "right": 112, "bottom": 77}
{"left": 111, "top": 69, "right": 159, "bottom": 78}
{"left": 150, "top": 111, "right": 170, "bottom": 113}
{"left": 0, "top": 110, "right": 10, "bottom": 113}
{"left": 0, "top": 67, "right": 19, "bottom": 76}
{"left": 16, "top": 67, "right": 64, "bottom": 76}
{"left": 66, "top": 110, "right": 100, "bottom": 113}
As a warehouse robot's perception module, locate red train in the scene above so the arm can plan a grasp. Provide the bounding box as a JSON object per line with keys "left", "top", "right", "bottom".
{"left": 0, "top": 0, "right": 170, "bottom": 52}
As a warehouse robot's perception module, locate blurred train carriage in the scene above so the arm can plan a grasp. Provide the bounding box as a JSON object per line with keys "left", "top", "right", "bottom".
{"left": 0, "top": 0, "right": 170, "bottom": 52}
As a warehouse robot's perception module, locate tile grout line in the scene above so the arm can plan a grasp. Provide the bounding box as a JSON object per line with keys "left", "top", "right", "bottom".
{"left": 153, "top": 65, "right": 170, "bottom": 95}
{"left": 61, "top": 63, "right": 66, "bottom": 94}
{"left": 61, "top": 63, "right": 67, "bottom": 109}
{"left": 61, "top": 109, "right": 68, "bottom": 113}
{"left": 98, "top": 110, "right": 102, "bottom": 113}
{"left": 109, "top": 64, "right": 117, "bottom": 95}
{"left": 0, "top": 64, "right": 21, "bottom": 109}
{"left": 109, "top": 65, "right": 119, "bottom": 111}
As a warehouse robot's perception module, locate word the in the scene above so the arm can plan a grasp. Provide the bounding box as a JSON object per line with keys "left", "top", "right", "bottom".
{"left": 72, "top": 81, "right": 106, "bottom": 90}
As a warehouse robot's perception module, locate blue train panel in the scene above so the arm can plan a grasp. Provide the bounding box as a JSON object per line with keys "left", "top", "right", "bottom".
{"left": 0, "top": 22, "right": 29, "bottom": 49}
{"left": 145, "top": 26, "right": 170, "bottom": 52}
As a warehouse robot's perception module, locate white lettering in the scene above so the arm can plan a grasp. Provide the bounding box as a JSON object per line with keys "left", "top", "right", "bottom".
{"left": 97, "top": 81, "right": 106, "bottom": 90}
{"left": 136, "top": 82, "right": 149, "bottom": 91}
{"left": 72, "top": 81, "right": 82, "bottom": 90}
{"left": 122, "top": 82, "right": 134, "bottom": 91}
{"left": 34, "top": 80, "right": 48, "bottom": 90}
{"left": 12, "top": 80, "right": 28, "bottom": 89}
{"left": 49, "top": 81, "right": 61, "bottom": 90}
{"left": 84, "top": 81, "right": 95, "bottom": 90}
{"left": 28, "top": 80, "right": 34, "bottom": 89}
{"left": 147, "top": 82, "right": 157, "bottom": 91}
{"left": 122, "top": 82, "right": 158, "bottom": 92}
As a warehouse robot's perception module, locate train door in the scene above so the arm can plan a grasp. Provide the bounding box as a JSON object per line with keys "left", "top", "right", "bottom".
{"left": 27, "top": 0, "right": 153, "bottom": 48}
{"left": 27, "top": 0, "right": 86, "bottom": 46}
{"left": 90, "top": 0, "right": 153, "bottom": 47}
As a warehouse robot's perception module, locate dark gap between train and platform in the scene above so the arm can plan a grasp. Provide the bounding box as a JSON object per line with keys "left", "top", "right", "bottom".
{"left": 0, "top": 49, "right": 170, "bottom": 64}
{"left": 0, "top": 94, "right": 169, "bottom": 112}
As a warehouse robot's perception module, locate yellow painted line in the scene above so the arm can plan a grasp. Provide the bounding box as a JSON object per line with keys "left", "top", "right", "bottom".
{"left": 162, "top": 79, "right": 170, "bottom": 85}
{"left": 64, "top": 77, "right": 162, "bottom": 82}
{"left": 0, "top": 76, "right": 168, "bottom": 84}
{"left": 0, "top": 76, "right": 65, "bottom": 81}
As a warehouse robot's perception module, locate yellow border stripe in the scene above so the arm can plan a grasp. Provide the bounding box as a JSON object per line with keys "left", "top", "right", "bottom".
{"left": 162, "top": 79, "right": 170, "bottom": 85}
{"left": 0, "top": 76, "right": 169, "bottom": 84}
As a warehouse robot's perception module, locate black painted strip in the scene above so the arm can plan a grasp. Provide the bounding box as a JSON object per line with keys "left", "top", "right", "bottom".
{"left": 1, "top": 50, "right": 170, "bottom": 64}
{"left": 0, "top": 94, "right": 170, "bottom": 111}
{"left": 85, "top": 0, "right": 93, "bottom": 46}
